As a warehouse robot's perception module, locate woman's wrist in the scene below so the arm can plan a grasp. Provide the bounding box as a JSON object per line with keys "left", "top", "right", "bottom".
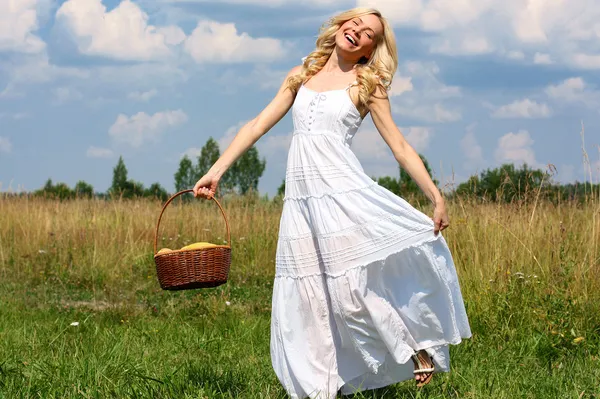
{"left": 432, "top": 194, "right": 445, "bottom": 207}
{"left": 208, "top": 164, "right": 227, "bottom": 180}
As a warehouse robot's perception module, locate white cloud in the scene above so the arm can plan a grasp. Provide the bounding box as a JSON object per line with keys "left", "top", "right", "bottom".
{"left": 545, "top": 77, "right": 600, "bottom": 109}
{"left": 433, "top": 104, "right": 461, "bottom": 122}
{"left": 357, "top": 0, "right": 600, "bottom": 69}
{"left": 570, "top": 53, "right": 600, "bottom": 70}
{"left": 506, "top": 50, "right": 525, "bottom": 60}
{"left": 390, "top": 61, "right": 461, "bottom": 123}
{"left": 184, "top": 21, "right": 285, "bottom": 63}
{"left": 0, "top": 0, "right": 45, "bottom": 53}
{"left": 351, "top": 127, "right": 397, "bottom": 177}
{"left": 393, "top": 102, "right": 462, "bottom": 123}
{"left": 461, "top": 124, "right": 484, "bottom": 169}
{"left": 128, "top": 89, "right": 158, "bottom": 102}
{"left": 258, "top": 133, "right": 293, "bottom": 155}
{"left": 352, "top": 128, "right": 391, "bottom": 160}
{"left": 54, "top": 87, "right": 83, "bottom": 104}
{"left": 56, "top": 0, "right": 185, "bottom": 61}
{"left": 492, "top": 99, "right": 551, "bottom": 119}
{"left": 431, "top": 36, "right": 493, "bottom": 55}
{"left": 86, "top": 146, "right": 114, "bottom": 158}
{"left": 217, "top": 65, "right": 287, "bottom": 93}
{"left": 404, "top": 126, "right": 433, "bottom": 152}
{"left": 495, "top": 130, "right": 538, "bottom": 167}
{"left": 0, "top": 136, "right": 12, "bottom": 153}
{"left": 181, "top": 147, "right": 202, "bottom": 159}
{"left": 108, "top": 109, "right": 188, "bottom": 148}
{"left": 1, "top": 53, "right": 88, "bottom": 88}
{"left": 169, "top": 0, "right": 346, "bottom": 5}
{"left": 13, "top": 112, "right": 29, "bottom": 120}
{"left": 534, "top": 52, "right": 553, "bottom": 65}
{"left": 346, "top": 125, "right": 432, "bottom": 176}
{"left": 390, "top": 74, "right": 413, "bottom": 97}
{"left": 0, "top": 112, "right": 29, "bottom": 120}
{"left": 218, "top": 120, "right": 248, "bottom": 151}
{"left": 546, "top": 77, "right": 586, "bottom": 101}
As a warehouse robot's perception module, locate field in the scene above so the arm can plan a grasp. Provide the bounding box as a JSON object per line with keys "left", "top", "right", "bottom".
{"left": 1, "top": 192, "right": 599, "bottom": 398}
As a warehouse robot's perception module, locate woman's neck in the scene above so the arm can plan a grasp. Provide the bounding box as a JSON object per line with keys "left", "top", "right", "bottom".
{"left": 322, "top": 48, "right": 356, "bottom": 74}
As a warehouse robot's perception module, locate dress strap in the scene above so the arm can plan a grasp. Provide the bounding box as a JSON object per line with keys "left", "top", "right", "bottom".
{"left": 345, "top": 80, "right": 358, "bottom": 91}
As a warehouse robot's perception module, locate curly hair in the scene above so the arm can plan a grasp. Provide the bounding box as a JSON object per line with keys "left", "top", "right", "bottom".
{"left": 286, "top": 7, "right": 398, "bottom": 109}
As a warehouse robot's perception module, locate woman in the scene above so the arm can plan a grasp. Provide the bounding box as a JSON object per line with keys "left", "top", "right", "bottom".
{"left": 193, "top": 7, "right": 471, "bottom": 398}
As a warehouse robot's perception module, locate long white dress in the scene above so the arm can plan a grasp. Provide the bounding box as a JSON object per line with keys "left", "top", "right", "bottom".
{"left": 270, "top": 82, "right": 472, "bottom": 399}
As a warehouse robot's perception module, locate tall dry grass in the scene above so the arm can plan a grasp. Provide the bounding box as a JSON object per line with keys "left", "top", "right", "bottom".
{"left": 1, "top": 192, "right": 598, "bottom": 300}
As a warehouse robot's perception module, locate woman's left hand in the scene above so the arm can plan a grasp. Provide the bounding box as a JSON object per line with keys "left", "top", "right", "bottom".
{"left": 432, "top": 201, "right": 450, "bottom": 235}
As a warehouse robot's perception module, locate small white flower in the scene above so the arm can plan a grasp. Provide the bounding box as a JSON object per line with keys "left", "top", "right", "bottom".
{"left": 203, "top": 228, "right": 211, "bottom": 232}
{"left": 239, "top": 237, "right": 246, "bottom": 241}
{"left": 70, "top": 322, "right": 79, "bottom": 327}
{"left": 38, "top": 250, "right": 47, "bottom": 254}
{"left": 225, "top": 301, "right": 231, "bottom": 306}
{"left": 515, "top": 272, "right": 524, "bottom": 277}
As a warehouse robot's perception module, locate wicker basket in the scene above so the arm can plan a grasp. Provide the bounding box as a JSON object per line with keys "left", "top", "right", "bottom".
{"left": 153, "top": 189, "right": 231, "bottom": 290}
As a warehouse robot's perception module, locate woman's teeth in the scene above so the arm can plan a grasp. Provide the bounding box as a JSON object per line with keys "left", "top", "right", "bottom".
{"left": 345, "top": 34, "right": 356, "bottom": 46}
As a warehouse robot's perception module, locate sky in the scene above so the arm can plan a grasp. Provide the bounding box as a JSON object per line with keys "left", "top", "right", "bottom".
{"left": 1, "top": 0, "right": 599, "bottom": 197}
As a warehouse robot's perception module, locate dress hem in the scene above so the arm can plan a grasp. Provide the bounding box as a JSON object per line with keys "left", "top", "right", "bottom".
{"left": 337, "top": 337, "right": 469, "bottom": 397}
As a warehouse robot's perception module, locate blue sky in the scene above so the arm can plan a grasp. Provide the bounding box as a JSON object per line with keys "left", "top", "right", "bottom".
{"left": 1, "top": 0, "right": 599, "bottom": 197}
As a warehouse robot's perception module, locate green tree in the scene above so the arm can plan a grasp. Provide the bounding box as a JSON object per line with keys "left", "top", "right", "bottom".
{"left": 376, "top": 175, "right": 401, "bottom": 195}
{"left": 276, "top": 179, "right": 286, "bottom": 197}
{"left": 144, "top": 182, "right": 169, "bottom": 201}
{"left": 229, "top": 146, "right": 266, "bottom": 195}
{"left": 123, "top": 180, "right": 145, "bottom": 198}
{"left": 174, "top": 155, "right": 195, "bottom": 192}
{"left": 195, "top": 138, "right": 221, "bottom": 181}
{"left": 43, "top": 178, "right": 54, "bottom": 193}
{"left": 372, "top": 154, "right": 437, "bottom": 203}
{"left": 456, "top": 163, "right": 549, "bottom": 203}
{"left": 399, "top": 154, "right": 438, "bottom": 197}
{"left": 109, "top": 156, "right": 129, "bottom": 198}
{"left": 54, "top": 183, "right": 74, "bottom": 200}
{"left": 74, "top": 180, "right": 94, "bottom": 198}
{"left": 35, "top": 179, "right": 74, "bottom": 200}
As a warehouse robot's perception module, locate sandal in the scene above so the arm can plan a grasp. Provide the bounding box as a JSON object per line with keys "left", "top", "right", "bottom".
{"left": 411, "top": 350, "right": 435, "bottom": 387}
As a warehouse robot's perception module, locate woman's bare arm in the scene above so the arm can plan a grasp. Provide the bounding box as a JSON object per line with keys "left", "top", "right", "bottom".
{"left": 206, "top": 65, "right": 302, "bottom": 180}
{"left": 368, "top": 86, "right": 444, "bottom": 207}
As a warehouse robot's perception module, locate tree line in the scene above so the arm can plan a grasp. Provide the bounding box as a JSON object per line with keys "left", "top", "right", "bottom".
{"left": 31, "top": 137, "right": 266, "bottom": 201}
{"left": 26, "top": 136, "right": 600, "bottom": 204}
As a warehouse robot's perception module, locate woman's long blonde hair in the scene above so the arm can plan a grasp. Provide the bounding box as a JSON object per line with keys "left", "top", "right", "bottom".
{"left": 287, "top": 7, "right": 398, "bottom": 109}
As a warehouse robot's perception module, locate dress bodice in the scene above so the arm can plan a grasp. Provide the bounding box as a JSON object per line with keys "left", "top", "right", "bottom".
{"left": 292, "top": 85, "right": 363, "bottom": 148}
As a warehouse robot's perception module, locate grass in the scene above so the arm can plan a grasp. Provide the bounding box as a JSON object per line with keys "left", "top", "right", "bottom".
{"left": 1, "top": 193, "right": 599, "bottom": 398}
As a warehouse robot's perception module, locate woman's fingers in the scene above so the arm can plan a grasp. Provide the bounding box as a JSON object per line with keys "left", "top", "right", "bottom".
{"left": 192, "top": 176, "right": 218, "bottom": 198}
{"left": 195, "top": 187, "right": 212, "bottom": 199}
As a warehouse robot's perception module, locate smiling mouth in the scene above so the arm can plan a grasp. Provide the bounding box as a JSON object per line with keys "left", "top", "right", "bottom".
{"left": 344, "top": 33, "right": 357, "bottom": 47}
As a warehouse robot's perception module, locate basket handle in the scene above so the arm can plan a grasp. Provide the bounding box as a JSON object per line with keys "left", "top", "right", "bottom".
{"left": 153, "top": 189, "right": 231, "bottom": 255}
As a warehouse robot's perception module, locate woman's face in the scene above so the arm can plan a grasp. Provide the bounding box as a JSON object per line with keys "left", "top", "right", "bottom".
{"left": 335, "top": 14, "right": 384, "bottom": 62}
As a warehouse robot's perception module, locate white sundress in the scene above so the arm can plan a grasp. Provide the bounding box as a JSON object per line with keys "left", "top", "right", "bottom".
{"left": 270, "top": 80, "right": 472, "bottom": 399}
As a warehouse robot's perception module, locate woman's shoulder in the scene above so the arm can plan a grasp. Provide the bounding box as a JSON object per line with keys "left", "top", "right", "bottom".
{"left": 287, "top": 64, "right": 303, "bottom": 77}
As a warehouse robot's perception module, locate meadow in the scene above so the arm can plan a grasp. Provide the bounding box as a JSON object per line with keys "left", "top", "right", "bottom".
{"left": 1, "top": 191, "right": 599, "bottom": 398}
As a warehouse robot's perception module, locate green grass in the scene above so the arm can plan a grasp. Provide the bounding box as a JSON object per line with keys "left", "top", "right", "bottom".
{"left": 1, "top": 196, "right": 599, "bottom": 398}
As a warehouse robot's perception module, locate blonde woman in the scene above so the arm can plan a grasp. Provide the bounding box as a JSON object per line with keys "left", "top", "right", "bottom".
{"left": 193, "top": 7, "right": 471, "bottom": 398}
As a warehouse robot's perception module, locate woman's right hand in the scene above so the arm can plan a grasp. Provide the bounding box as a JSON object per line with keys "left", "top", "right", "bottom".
{"left": 193, "top": 173, "right": 220, "bottom": 199}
